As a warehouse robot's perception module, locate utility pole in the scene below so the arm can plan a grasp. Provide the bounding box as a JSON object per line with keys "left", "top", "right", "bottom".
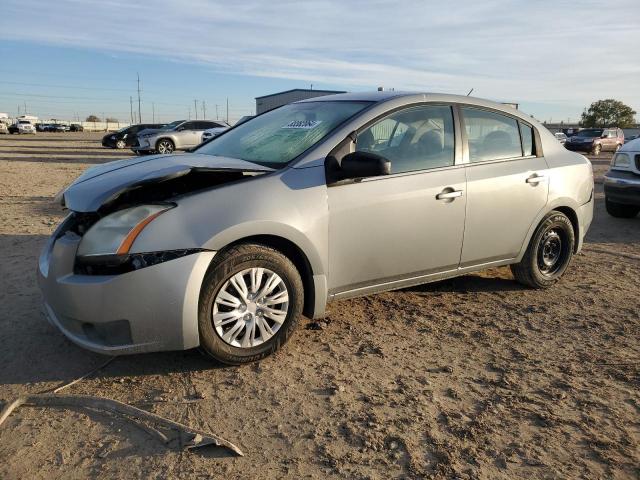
{"left": 152, "top": 102, "right": 155, "bottom": 123}
{"left": 226, "top": 97, "right": 229, "bottom": 124}
{"left": 137, "top": 72, "right": 142, "bottom": 123}
{"left": 194, "top": 99, "right": 198, "bottom": 120}
{"left": 188, "top": 106, "right": 191, "bottom": 120}
{"left": 202, "top": 100, "right": 206, "bottom": 120}
{"left": 24, "top": 101, "right": 27, "bottom": 114}
{"left": 215, "top": 104, "right": 219, "bottom": 120}
{"left": 130, "top": 96, "right": 134, "bottom": 124}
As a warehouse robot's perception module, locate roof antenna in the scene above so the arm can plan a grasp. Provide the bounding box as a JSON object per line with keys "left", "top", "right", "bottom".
{"left": 466, "top": 88, "right": 474, "bottom": 96}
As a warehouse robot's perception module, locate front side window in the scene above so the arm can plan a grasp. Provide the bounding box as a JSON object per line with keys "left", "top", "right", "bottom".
{"left": 356, "top": 105, "right": 455, "bottom": 174}
{"left": 462, "top": 108, "right": 522, "bottom": 162}
{"left": 197, "top": 101, "right": 371, "bottom": 167}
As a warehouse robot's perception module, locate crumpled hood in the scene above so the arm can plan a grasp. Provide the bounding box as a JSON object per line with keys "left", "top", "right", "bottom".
{"left": 62, "top": 153, "right": 274, "bottom": 212}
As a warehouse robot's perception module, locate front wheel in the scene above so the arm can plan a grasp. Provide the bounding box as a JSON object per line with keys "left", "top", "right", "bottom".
{"left": 115, "top": 139, "right": 126, "bottom": 149}
{"left": 511, "top": 211, "right": 575, "bottom": 288}
{"left": 198, "top": 244, "right": 304, "bottom": 365}
{"left": 592, "top": 144, "right": 602, "bottom": 155}
{"left": 606, "top": 198, "right": 639, "bottom": 218}
{"left": 156, "top": 138, "right": 174, "bottom": 154}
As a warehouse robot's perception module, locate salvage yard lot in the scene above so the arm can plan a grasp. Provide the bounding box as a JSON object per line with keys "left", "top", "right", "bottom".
{"left": 0, "top": 133, "right": 638, "bottom": 479}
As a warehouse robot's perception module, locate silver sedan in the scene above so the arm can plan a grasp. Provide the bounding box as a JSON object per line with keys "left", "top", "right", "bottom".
{"left": 39, "top": 92, "right": 594, "bottom": 364}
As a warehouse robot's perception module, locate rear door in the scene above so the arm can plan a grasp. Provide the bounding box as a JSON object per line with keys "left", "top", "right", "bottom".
{"left": 178, "top": 121, "right": 202, "bottom": 147}
{"left": 459, "top": 107, "right": 549, "bottom": 266}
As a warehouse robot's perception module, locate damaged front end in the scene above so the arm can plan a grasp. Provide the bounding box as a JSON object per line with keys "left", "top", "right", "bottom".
{"left": 53, "top": 153, "right": 274, "bottom": 275}
{"left": 38, "top": 153, "right": 274, "bottom": 353}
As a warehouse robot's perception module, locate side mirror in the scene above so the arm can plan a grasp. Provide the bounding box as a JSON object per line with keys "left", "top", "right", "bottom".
{"left": 340, "top": 151, "right": 391, "bottom": 180}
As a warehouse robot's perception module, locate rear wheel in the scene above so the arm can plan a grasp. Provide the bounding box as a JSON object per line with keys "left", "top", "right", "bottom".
{"left": 156, "top": 138, "right": 174, "bottom": 154}
{"left": 592, "top": 144, "right": 602, "bottom": 155}
{"left": 605, "top": 198, "right": 639, "bottom": 218}
{"left": 511, "top": 211, "right": 575, "bottom": 288}
{"left": 198, "top": 244, "right": 304, "bottom": 365}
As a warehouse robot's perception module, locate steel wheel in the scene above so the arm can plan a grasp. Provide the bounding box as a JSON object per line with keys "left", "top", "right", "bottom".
{"left": 537, "top": 229, "right": 564, "bottom": 276}
{"left": 157, "top": 139, "right": 174, "bottom": 154}
{"left": 213, "top": 267, "right": 289, "bottom": 348}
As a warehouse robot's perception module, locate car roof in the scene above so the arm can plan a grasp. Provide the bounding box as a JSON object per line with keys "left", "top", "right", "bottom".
{"left": 297, "top": 91, "right": 535, "bottom": 122}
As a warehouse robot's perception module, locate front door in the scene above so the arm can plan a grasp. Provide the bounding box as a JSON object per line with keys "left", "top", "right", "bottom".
{"left": 459, "top": 107, "right": 549, "bottom": 266}
{"left": 327, "top": 104, "right": 466, "bottom": 295}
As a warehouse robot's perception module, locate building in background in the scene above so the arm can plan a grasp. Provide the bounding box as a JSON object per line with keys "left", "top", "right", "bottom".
{"left": 255, "top": 89, "right": 346, "bottom": 114}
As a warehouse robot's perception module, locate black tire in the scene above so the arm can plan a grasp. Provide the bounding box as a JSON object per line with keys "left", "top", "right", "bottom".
{"left": 511, "top": 211, "right": 575, "bottom": 288}
{"left": 156, "top": 138, "right": 174, "bottom": 154}
{"left": 592, "top": 144, "right": 601, "bottom": 155}
{"left": 605, "top": 198, "right": 639, "bottom": 218}
{"left": 198, "top": 243, "right": 304, "bottom": 365}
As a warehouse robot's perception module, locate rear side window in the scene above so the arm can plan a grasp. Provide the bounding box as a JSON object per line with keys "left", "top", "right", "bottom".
{"left": 462, "top": 108, "right": 522, "bottom": 162}
{"left": 519, "top": 122, "right": 534, "bottom": 156}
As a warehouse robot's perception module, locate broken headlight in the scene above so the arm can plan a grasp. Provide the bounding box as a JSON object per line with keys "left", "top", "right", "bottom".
{"left": 77, "top": 204, "right": 174, "bottom": 257}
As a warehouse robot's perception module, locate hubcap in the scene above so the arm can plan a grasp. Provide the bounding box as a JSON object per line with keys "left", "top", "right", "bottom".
{"left": 538, "top": 229, "right": 563, "bottom": 274}
{"left": 212, "top": 267, "right": 289, "bottom": 348}
{"left": 116, "top": 140, "right": 125, "bottom": 149}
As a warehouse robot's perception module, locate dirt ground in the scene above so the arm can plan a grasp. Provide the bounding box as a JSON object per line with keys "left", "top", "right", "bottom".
{"left": 0, "top": 132, "right": 638, "bottom": 479}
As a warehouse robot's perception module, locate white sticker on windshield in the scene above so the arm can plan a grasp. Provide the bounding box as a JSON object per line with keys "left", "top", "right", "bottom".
{"left": 282, "top": 120, "right": 322, "bottom": 129}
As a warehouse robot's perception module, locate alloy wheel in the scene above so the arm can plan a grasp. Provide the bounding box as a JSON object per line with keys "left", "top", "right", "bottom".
{"left": 212, "top": 267, "right": 289, "bottom": 348}
{"left": 157, "top": 140, "right": 174, "bottom": 154}
{"left": 116, "top": 140, "right": 126, "bottom": 149}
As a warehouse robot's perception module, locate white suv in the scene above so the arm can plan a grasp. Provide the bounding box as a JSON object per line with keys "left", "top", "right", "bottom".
{"left": 10, "top": 121, "right": 36, "bottom": 134}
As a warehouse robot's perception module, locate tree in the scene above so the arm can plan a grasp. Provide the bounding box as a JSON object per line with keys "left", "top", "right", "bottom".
{"left": 580, "top": 99, "right": 636, "bottom": 128}
{"left": 86, "top": 115, "right": 101, "bottom": 122}
{"left": 105, "top": 117, "right": 118, "bottom": 123}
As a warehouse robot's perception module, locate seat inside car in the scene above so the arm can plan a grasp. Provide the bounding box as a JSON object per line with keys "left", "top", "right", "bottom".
{"left": 481, "top": 130, "right": 514, "bottom": 159}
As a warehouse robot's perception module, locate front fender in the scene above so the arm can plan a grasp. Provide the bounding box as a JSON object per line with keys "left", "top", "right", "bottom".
{"left": 130, "top": 166, "right": 329, "bottom": 276}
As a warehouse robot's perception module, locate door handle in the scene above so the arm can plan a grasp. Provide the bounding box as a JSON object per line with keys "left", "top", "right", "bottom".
{"left": 526, "top": 174, "right": 546, "bottom": 184}
{"left": 436, "top": 189, "right": 464, "bottom": 200}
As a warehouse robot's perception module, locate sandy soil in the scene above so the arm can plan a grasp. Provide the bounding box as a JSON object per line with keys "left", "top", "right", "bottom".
{"left": 0, "top": 132, "right": 638, "bottom": 479}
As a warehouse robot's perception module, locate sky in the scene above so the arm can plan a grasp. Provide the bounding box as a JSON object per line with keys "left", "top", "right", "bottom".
{"left": 1, "top": 0, "right": 639, "bottom": 124}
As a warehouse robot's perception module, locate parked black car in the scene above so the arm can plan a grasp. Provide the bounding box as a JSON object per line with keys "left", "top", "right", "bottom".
{"left": 69, "top": 124, "right": 84, "bottom": 132}
{"left": 102, "top": 123, "right": 167, "bottom": 149}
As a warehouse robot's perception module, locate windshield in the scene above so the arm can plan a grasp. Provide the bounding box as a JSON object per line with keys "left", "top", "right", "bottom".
{"left": 162, "top": 120, "right": 185, "bottom": 131}
{"left": 196, "top": 101, "right": 371, "bottom": 167}
{"left": 576, "top": 129, "right": 603, "bottom": 137}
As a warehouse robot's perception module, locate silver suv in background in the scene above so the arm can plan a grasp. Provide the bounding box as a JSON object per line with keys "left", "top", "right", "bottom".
{"left": 39, "top": 92, "right": 594, "bottom": 365}
{"left": 133, "top": 120, "right": 229, "bottom": 154}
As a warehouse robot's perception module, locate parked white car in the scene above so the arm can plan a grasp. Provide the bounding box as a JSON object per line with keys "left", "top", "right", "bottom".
{"left": 133, "top": 120, "right": 230, "bottom": 154}
{"left": 9, "top": 120, "right": 36, "bottom": 134}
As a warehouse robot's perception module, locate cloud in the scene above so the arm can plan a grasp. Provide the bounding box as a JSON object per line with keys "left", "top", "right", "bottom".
{"left": 2, "top": 0, "right": 639, "bottom": 115}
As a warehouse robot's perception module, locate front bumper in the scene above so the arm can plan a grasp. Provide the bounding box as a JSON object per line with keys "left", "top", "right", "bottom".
{"left": 604, "top": 170, "right": 640, "bottom": 206}
{"left": 37, "top": 230, "right": 215, "bottom": 355}
{"left": 131, "top": 137, "right": 154, "bottom": 152}
{"left": 101, "top": 137, "right": 116, "bottom": 148}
